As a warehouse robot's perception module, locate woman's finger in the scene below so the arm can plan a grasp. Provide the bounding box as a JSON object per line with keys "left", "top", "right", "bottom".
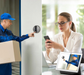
{"left": 47, "top": 46, "right": 52, "bottom": 49}
{"left": 45, "top": 44, "right": 52, "bottom": 49}
{"left": 46, "top": 43, "right": 52, "bottom": 46}
{"left": 45, "top": 40, "right": 52, "bottom": 43}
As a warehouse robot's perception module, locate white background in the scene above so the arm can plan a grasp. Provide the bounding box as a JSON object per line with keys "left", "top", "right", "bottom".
{"left": 57, "top": 52, "right": 70, "bottom": 69}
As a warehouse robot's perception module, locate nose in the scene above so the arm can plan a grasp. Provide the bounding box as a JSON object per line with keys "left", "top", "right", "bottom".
{"left": 58, "top": 24, "right": 62, "bottom": 27}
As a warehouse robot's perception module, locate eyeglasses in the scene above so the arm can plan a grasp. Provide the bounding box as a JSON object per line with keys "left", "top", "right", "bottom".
{"left": 55, "top": 21, "right": 69, "bottom": 26}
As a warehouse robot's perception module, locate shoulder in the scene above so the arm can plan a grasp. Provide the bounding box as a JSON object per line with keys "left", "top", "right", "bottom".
{"left": 54, "top": 32, "right": 62, "bottom": 38}
{"left": 71, "top": 31, "right": 83, "bottom": 39}
{"left": 6, "top": 29, "right": 13, "bottom": 34}
{"left": 0, "top": 28, "right": 3, "bottom": 34}
{"left": 0, "top": 28, "right": 2, "bottom": 31}
{"left": 53, "top": 32, "right": 62, "bottom": 41}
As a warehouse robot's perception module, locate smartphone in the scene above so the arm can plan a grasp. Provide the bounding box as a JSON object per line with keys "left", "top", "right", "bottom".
{"left": 44, "top": 36, "right": 51, "bottom": 43}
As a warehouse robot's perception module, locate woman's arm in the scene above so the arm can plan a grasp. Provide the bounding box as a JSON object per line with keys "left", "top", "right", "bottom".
{"left": 45, "top": 35, "right": 61, "bottom": 63}
{"left": 45, "top": 33, "right": 83, "bottom": 63}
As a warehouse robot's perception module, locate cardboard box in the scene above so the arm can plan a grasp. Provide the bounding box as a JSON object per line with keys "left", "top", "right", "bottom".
{"left": 0, "top": 41, "right": 21, "bottom": 64}
{"left": 67, "top": 64, "right": 78, "bottom": 71}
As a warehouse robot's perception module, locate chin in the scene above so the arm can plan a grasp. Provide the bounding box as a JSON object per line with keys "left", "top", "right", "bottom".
{"left": 7, "top": 26, "right": 10, "bottom": 28}
{"left": 60, "top": 30, "right": 64, "bottom": 32}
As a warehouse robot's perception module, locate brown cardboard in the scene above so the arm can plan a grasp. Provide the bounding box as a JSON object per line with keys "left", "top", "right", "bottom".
{"left": 66, "top": 64, "right": 78, "bottom": 71}
{"left": 0, "top": 41, "right": 21, "bottom": 64}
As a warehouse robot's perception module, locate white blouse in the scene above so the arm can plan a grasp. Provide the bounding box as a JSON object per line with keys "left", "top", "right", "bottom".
{"left": 45, "top": 31, "right": 83, "bottom": 63}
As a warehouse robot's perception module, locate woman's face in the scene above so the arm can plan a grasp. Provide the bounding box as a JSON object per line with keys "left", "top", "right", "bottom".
{"left": 57, "top": 16, "right": 71, "bottom": 32}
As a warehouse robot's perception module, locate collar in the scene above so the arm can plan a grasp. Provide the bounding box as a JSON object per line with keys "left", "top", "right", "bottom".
{"left": 60, "top": 30, "right": 74, "bottom": 47}
{"left": 73, "top": 59, "right": 78, "bottom": 61}
{"left": 61, "top": 30, "right": 73, "bottom": 38}
{"left": 0, "top": 24, "right": 7, "bottom": 32}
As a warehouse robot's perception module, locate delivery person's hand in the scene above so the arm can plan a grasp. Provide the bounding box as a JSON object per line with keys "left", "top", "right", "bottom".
{"left": 29, "top": 32, "right": 35, "bottom": 37}
{"left": 63, "top": 59, "right": 65, "bottom": 61}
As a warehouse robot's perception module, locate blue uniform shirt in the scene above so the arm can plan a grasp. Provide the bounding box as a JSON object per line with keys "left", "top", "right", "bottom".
{"left": 0, "top": 24, "right": 29, "bottom": 75}
{"left": 65, "top": 59, "right": 78, "bottom": 67}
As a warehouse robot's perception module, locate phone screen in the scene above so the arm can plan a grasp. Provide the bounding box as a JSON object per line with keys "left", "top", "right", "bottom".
{"left": 44, "top": 36, "right": 51, "bottom": 43}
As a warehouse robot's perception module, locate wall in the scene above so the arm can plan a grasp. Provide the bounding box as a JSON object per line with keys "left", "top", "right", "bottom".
{"left": 57, "top": 52, "right": 70, "bottom": 69}
{"left": 21, "top": 0, "right": 42, "bottom": 75}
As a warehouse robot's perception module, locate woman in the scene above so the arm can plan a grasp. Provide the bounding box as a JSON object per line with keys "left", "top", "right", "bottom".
{"left": 45, "top": 12, "right": 83, "bottom": 63}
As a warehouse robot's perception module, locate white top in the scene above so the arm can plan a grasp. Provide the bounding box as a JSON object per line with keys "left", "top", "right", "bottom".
{"left": 45, "top": 31, "right": 83, "bottom": 63}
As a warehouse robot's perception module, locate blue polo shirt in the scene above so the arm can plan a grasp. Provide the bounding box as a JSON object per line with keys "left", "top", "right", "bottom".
{"left": 0, "top": 24, "right": 29, "bottom": 75}
{"left": 65, "top": 59, "right": 78, "bottom": 67}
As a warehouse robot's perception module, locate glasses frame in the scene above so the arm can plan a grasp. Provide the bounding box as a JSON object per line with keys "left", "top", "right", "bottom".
{"left": 55, "top": 21, "right": 70, "bottom": 26}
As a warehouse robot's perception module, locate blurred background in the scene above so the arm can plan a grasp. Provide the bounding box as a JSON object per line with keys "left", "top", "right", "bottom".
{"left": 42, "top": 0, "right": 84, "bottom": 51}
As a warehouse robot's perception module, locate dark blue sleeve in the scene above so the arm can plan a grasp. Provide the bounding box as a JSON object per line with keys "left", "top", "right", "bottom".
{"left": 12, "top": 34, "right": 29, "bottom": 42}
{"left": 9, "top": 30, "right": 29, "bottom": 42}
{"left": 65, "top": 60, "right": 71, "bottom": 64}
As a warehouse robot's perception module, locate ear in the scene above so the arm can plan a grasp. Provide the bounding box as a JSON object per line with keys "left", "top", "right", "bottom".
{"left": 69, "top": 21, "right": 72, "bottom": 27}
{"left": 3, "top": 20, "right": 6, "bottom": 23}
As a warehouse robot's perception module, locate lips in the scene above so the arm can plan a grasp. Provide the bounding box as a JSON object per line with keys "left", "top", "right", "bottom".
{"left": 60, "top": 28, "right": 62, "bottom": 30}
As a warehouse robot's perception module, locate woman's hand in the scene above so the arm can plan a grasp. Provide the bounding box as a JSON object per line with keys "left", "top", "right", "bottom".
{"left": 46, "top": 49, "right": 50, "bottom": 58}
{"left": 45, "top": 39, "right": 64, "bottom": 51}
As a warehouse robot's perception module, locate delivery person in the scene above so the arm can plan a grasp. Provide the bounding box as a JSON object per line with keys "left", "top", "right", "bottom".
{"left": 0, "top": 13, "right": 34, "bottom": 75}
{"left": 63, "top": 55, "right": 79, "bottom": 67}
